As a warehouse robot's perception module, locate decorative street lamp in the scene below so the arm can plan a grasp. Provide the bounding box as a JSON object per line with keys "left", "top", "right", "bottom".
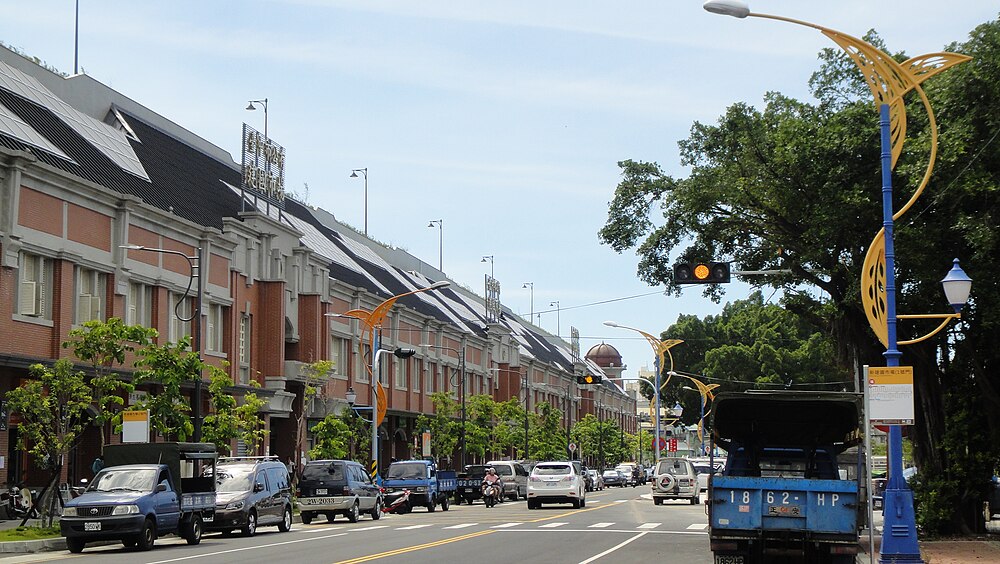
{"left": 350, "top": 168, "right": 368, "bottom": 236}
{"left": 328, "top": 280, "right": 450, "bottom": 483}
{"left": 427, "top": 220, "right": 443, "bottom": 271}
{"left": 704, "top": 3, "right": 972, "bottom": 562}
{"left": 522, "top": 282, "right": 534, "bottom": 323}
{"left": 121, "top": 244, "right": 205, "bottom": 442}
{"left": 245, "top": 98, "right": 268, "bottom": 138}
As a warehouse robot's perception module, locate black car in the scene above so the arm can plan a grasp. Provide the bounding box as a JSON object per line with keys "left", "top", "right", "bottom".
{"left": 205, "top": 457, "right": 293, "bottom": 536}
{"left": 297, "top": 459, "right": 383, "bottom": 523}
{"left": 456, "top": 465, "right": 490, "bottom": 504}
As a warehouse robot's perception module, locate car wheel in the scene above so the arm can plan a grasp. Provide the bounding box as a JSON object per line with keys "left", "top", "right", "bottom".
{"left": 690, "top": 496, "right": 700, "bottom": 505}
{"left": 371, "top": 498, "right": 383, "bottom": 520}
{"left": 581, "top": 496, "right": 587, "bottom": 508}
{"left": 427, "top": 500, "right": 436, "bottom": 512}
{"left": 527, "top": 499, "right": 538, "bottom": 510}
{"left": 347, "top": 502, "right": 360, "bottom": 523}
{"left": 572, "top": 498, "right": 581, "bottom": 509}
{"left": 66, "top": 537, "right": 86, "bottom": 553}
{"left": 441, "top": 497, "right": 450, "bottom": 512}
{"left": 465, "top": 496, "right": 474, "bottom": 505}
{"left": 185, "top": 514, "right": 203, "bottom": 545}
{"left": 242, "top": 510, "right": 257, "bottom": 537}
{"left": 300, "top": 511, "right": 313, "bottom": 525}
{"left": 122, "top": 537, "right": 137, "bottom": 548}
{"left": 136, "top": 519, "right": 156, "bottom": 551}
{"left": 654, "top": 497, "right": 663, "bottom": 506}
{"left": 279, "top": 506, "right": 292, "bottom": 531}
{"left": 326, "top": 512, "right": 337, "bottom": 522}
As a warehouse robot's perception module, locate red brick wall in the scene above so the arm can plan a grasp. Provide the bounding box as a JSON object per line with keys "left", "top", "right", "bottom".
{"left": 160, "top": 237, "right": 195, "bottom": 276}
{"left": 257, "top": 281, "right": 285, "bottom": 377}
{"left": 127, "top": 226, "right": 159, "bottom": 266}
{"left": 295, "top": 295, "right": 325, "bottom": 363}
{"left": 67, "top": 204, "right": 111, "bottom": 251}
{"left": 208, "top": 252, "right": 229, "bottom": 288}
{"left": 18, "top": 187, "right": 63, "bottom": 236}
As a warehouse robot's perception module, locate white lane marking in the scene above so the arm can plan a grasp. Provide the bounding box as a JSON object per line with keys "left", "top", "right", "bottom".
{"left": 396, "top": 523, "right": 434, "bottom": 530}
{"left": 300, "top": 526, "right": 343, "bottom": 532}
{"left": 614, "top": 499, "right": 628, "bottom": 503}
{"left": 577, "top": 531, "right": 649, "bottom": 564}
{"left": 687, "top": 523, "right": 709, "bottom": 530}
{"left": 589, "top": 522, "right": 615, "bottom": 528}
{"left": 491, "top": 522, "right": 523, "bottom": 528}
{"left": 637, "top": 522, "right": 661, "bottom": 529}
{"left": 443, "top": 523, "right": 479, "bottom": 529}
{"left": 539, "top": 522, "right": 568, "bottom": 528}
{"left": 145, "top": 532, "right": 349, "bottom": 563}
{"left": 351, "top": 525, "right": 389, "bottom": 531}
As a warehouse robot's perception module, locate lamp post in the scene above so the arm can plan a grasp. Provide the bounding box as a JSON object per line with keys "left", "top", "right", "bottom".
{"left": 550, "top": 301, "right": 560, "bottom": 338}
{"left": 604, "top": 321, "right": 682, "bottom": 464}
{"left": 522, "top": 282, "right": 534, "bottom": 322}
{"left": 121, "top": 244, "right": 205, "bottom": 442}
{"left": 619, "top": 406, "right": 625, "bottom": 464}
{"left": 350, "top": 168, "right": 368, "bottom": 236}
{"left": 704, "top": 3, "right": 972, "bottom": 562}
{"left": 522, "top": 370, "right": 530, "bottom": 459}
{"left": 683, "top": 385, "right": 707, "bottom": 455}
{"left": 427, "top": 220, "right": 443, "bottom": 271}
{"left": 419, "top": 342, "right": 467, "bottom": 467}
{"left": 481, "top": 255, "right": 494, "bottom": 278}
{"left": 329, "top": 280, "right": 450, "bottom": 483}
{"left": 245, "top": 98, "right": 268, "bottom": 138}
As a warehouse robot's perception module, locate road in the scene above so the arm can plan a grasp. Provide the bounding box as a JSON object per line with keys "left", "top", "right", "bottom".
{"left": 5, "top": 486, "right": 712, "bottom": 564}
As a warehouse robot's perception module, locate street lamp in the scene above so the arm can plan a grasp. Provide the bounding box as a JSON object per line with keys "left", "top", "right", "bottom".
{"left": 121, "top": 244, "right": 205, "bottom": 442}
{"left": 481, "top": 255, "right": 494, "bottom": 278}
{"left": 328, "top": 279, "right": 450, "bottom": 483}
{"left": 427, "top": 220, "right": 443, "bottom": 271}
{"left": 419, "top": 342, "right": 466, "bottom": 466}
{"left": 682, "top": 385, "right": 707, "bottom": 456}
{"left": 522, "top": 282, "right": 534, "bottom": 323}
{"left": 604, "top": 320, "right": 683, "bottom": 464}
{"left": 350, "top": 168, "right": 368, "bottom": 236}
{"left": 550, "top": 301, "right": 560, "bottom": 338}
{"left": 245, "top": 98, "right": 268, "bottom": 138}
{"left": 704, "top": 3, "right": 972, "bottom": 562}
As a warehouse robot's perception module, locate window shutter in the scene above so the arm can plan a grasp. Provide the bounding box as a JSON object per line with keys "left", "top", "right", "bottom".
{"left": 90, "top": 295, "right": 102, "bottom": 321}
{"left": 76, "top": 294, "right": 93, "bottom": 323}
{"left": 19, "top": 281, "right": 37, "bottom": 315}
{"left": 37, "top": 259, "right": 46, "bottom": 317}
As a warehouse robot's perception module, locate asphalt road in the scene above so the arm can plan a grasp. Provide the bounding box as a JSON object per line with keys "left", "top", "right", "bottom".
{"left": 5, "top": 486, "right": 713, "bottom": 564}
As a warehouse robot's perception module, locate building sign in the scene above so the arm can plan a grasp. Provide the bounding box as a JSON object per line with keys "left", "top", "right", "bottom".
{"left": 485, "top": 275, "right": 501, "bottom": 324}
{"left": 868, "top": 366, "right": 915, "bottom": 425}
{"left": 241, "top": 123, "right": 285, "bottom": 207}
{"left": 570, "top": 327, "right": 580, "bottom": 360}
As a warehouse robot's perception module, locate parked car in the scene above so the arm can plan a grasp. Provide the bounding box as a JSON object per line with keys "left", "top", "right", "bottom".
{"left": 651, "top": 457, "right": 699, "bottom": 505}
{"left": 602, "top": 469, "right": 625, "bottom": 487}
{"left": 586, "top": 469, "right": 604, "bottom": 491}
{"left": 692, "top": 462, "right": 723, "bottom": 492}
{"left": 296, "top": 459, "right": 383, "bottom": 524}
{"left": 615, "top": 464, "right": 638, "bottom": 487}
{"left": 206, "top": 456, "right": 293, "bottom": 536}
{"left": 488, "top": 460, "right": 529, "bottom": 500}
{"left": 527, "top": 461, "right": 587, "bottom": 509}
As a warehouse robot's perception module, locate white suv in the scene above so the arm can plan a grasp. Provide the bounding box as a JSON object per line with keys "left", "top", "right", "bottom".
{"left": 527, "top": 461, "right": 586, "bottom": 509}
{"left": 651, "top": 457, "right": 699, "bottom": 505}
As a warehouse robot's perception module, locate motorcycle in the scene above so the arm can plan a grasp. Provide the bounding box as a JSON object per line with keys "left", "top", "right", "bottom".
{"left": 0, "top": 483, "right": 34, "bottom": 520}
{"left": 481, "top": 479, "right": 503, "bottom": 508}
{"left": 382, "top": 488, "right": 412, "bottom": 514}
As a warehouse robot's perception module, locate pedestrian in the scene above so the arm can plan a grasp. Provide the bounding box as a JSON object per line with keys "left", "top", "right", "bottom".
{"left": 91, "top": 455, "right": 104, "bottom": 475}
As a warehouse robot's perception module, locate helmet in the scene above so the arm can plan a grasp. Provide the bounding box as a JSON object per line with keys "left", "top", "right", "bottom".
{"left": 488, "top": 467, "right": 496, "bottom": 474}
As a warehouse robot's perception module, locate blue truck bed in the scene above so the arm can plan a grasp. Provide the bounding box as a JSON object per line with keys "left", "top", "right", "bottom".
{"left": 711, "top": 476, "right": 859, "bottom": 535}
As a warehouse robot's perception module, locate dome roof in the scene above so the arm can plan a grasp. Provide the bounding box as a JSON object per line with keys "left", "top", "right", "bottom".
{"left": 585, "top": 342, "right": 623, "bottom": 368}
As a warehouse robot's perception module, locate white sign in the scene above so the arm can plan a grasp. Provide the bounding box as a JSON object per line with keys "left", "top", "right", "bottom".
{"left": 868, "top": 367, "right": 914, "bottom": 425}
{"left": 128, "top": 390, "right": 148, "bottom": 406}
{"left": 122, "top": 410, "right": 150, "bottom": 443}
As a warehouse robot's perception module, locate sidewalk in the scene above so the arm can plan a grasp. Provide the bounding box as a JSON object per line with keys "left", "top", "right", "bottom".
{"left": 859, "top": 528, "right": 1000, "bottom": 564}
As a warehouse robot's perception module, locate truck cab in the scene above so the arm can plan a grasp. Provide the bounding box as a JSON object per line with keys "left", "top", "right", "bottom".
{"left": 382, "top": 460, "right": 456, "bottom": 512}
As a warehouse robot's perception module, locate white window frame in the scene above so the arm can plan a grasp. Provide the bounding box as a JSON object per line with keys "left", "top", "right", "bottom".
{"left": 425, "top": 364, "right": 434, "bottom": 394}
{"left": 412, "top": 360, "right": 421, "bottom": 394}
{"left": 126, "top": 281, "right": 153, "bottom": 327}
{"left": 75, "top": 267, "right": 106, "bottom": 325}
{"left": 394, "top": 357, "right": 407, "bottom": 390}
{"left": 330, "top": 337, "right": 348, "bottom": 380}
{"left": 238, "top": 313, "right": 251, "bottom": 384}
{"left": 168, "top": 292, "right": 192, "bottom": 343}
{"left": 18, "top": 252, "right": 52, "bottom": 319}
{"left": 354, "top": 343, "right": 369, "bottom": 384}
{"left": 205, "top": 303, "right": 224, "bottom": 353}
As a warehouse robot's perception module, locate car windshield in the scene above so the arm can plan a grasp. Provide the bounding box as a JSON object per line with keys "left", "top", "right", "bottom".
{"left": 534, "top": 464, "right": 570, "bottom": 476}
{"left": 214, "top": 467, "right": 255, "bottom": 492}
{"left": 492, "top": 466, "right": 513, "bottom": 476}
{"left": 387, "top": 463, "right": 426, "bottom": 480}
{"left": 89, "top": 468, "right": 157, "bottom": 492}
{"left": 656, "top": 460, "right": 690, "bottom": 476}
{"left": 602, "top": 471, "right": 618, "bottom": 477}
{"left": 694, "top": 465, "right": 712, "bottom": 474}
{"left": 302, "top": 462, "right": 345, "bottom": 481}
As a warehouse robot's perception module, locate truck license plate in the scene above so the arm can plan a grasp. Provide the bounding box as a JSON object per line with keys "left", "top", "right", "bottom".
{"left": 768, "top": 505, "right": 802, "bottom": 517}
{"left": 715, "top": 555, "right": 744, "bottom": 564}
{"left": 316, "top": 488, "right": 327, "bottom": 495}
{"left": 84, "top": 522, "right": 101, "bottom": 531}
{"left": 203, "top": 514, "right": 214, "bottom": 523}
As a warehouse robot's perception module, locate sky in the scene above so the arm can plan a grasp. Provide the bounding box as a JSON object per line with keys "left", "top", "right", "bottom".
{"left": 2, "top": 1, "right": 995, "bottom": 381}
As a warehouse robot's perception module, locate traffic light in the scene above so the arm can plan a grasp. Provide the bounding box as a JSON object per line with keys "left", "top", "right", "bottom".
{"left": 673, "top": 261, "right": 730, "bottom": 284}
{"left": 576, "top": 374, "right": 603, "bottom": 385}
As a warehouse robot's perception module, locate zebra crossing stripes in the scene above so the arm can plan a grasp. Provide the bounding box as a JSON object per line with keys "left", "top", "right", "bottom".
{"left": 686, "top": 524, "right": 709, "bottom": 530}
{"left": 443, "top": 523, "right": 479, "bottom": 529}
{"left": 538, "top": 522, "right": 568, "bottom": 528}
{"left": 395, "top": 524, "right": 434, "bottom": 530}
{"left": 637, "top": 523, "right": 661, "bottom": 529}
{"left": 589, "top": 522, "right": 615, "bottom": 528}
{"left": 491, "top": 522, "right": 523, "bottom": 528}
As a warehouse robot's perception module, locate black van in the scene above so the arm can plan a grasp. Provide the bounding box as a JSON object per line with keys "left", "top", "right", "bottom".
{"left": 205, "top": 456, "right": 293, "bottom": 536}
{"left": 297, "top": 460, "right": 383, "bottom": 524}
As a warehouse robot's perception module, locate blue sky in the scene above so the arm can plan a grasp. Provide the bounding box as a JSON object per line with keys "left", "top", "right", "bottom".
{"left": 2, "top": 1, "right": 995, "bottom": 378}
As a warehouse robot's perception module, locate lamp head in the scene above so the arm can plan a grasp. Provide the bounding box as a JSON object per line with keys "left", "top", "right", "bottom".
{"left": 350, "top": 170, "right": 359, "bottom": 178}
{"left": 703, "top": 0, "right": 750, "bottom": 18}
{"left": 481, "top": 255, "right": 492, "bottom": 263}
{"left": 245, "top": 102, "right": 256, "bottom": 111}
{"left": 393, "top": 347, "right": 416, "bottom": 359}
{"left": 941, "top": 258, "right": 972, "bottom": 312}
{"left": 345, "top": 387, "right": 357, "bottom": 406}
{"left": 425, "top": 280, "right": 451, "bottom": 291}
{"left": 428, "top": 221, "right": 435, "bottom": 228}
{"left": 522, "top": 282, "right": 531, "bottom": 289}
{"left": 603, "top": 320, "right": 620, "bottom": 328}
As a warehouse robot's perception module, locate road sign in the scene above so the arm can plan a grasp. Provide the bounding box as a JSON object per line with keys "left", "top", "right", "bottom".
{"left": 653, "top": 437, "right": 667, "bottom": 451}
{"left": 668, "top": 438, "right": 678, "bottom": 452}
{"left": 869, "top": 366, "right": 914, "bottom": 425}
{"left": 122, "top": 409, "right": 150, "bottom": 443}
{"left": 569, "top": 442, "right": 577, "bottom": 452}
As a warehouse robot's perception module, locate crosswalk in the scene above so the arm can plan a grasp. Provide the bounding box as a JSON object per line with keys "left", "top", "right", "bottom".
{"left": 299, "top": 520, "right": 707, "bottom": 534}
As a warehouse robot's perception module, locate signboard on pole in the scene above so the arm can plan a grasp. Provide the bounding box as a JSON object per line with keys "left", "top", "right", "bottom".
{"left": 668, "top": 438, "right": 678, "bottom": 452}
{"left": 422, "top": 431, "right": 432, "bottom": 457}
{"left": 122, "top": 410, "right": 150, "bottom": 443}
{"left": 569, "top": 442, "right": 577, "bottom": 453}
{"left": 868, "top": 366, "right": 915, "bottom": 425}
{"left": 653, "top": 437, "right": 666, "bottom": 451}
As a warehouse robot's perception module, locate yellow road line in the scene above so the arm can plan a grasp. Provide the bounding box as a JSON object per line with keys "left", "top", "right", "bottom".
{"left": 528, "top": 501, "right": 616, "bottom": 523}
{"left": 331, "top": 529, "right": 495, "bottom": 564}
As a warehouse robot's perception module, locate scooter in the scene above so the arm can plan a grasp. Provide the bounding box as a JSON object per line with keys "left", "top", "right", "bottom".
{"left": 481, "top": 480, "right": 502, "bottom": 508}
{"left": 0, "top": 483, "right": 34, "bottom": 520}
{"left": 383, "top": 488, "right": 412, "bottom": 514}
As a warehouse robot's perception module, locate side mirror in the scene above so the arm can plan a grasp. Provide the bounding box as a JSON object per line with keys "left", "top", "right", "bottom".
{"left": 254, "top": 482, "right": 265, "bottom": 493}
{"left": 155, "top": 483, "right": 167, "bottom": 493}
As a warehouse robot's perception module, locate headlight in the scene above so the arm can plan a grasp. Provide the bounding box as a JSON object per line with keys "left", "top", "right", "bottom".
{"left": 414, "top": 487, "right": 426, "bottom": 493}
{"left": 225, "top": 500, "right": 245, "bottom": 510}
{"left": 112, "top": 505, "right": 140, "bottom": 515}
{"left": 62, "top": 507, "right": 77, "bottom": 517}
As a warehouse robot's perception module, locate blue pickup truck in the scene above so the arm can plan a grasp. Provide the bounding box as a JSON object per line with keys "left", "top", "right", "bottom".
{"left": 60, "top": 443, "right": 217, "bottom": 553}
{"left": 382, "top": 459, "right": 456, "bottom": 512}
{"left": 708, "top": 392, "right": 864, "bottom": 564}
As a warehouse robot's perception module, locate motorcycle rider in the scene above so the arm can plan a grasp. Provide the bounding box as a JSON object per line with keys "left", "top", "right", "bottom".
{"left": 482, "top": 467, "right": 503, "bottom": 508}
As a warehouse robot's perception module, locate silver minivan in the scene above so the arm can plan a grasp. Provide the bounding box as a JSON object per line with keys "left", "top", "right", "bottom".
{"left": 487, "top": 460, "right": 528, "bottom": 500}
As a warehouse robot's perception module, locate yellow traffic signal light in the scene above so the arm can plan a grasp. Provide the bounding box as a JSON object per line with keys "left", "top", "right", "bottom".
{"left": 674, "top": 262, "right": 731, "bottom": 284}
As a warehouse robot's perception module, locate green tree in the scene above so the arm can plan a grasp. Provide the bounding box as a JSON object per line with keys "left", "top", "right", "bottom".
{"left": 201, "top": 367, "right": 268, "bottom": 455}
{"left": 415, "top": 391, "right": 460, "bottom": 466}
{"left": 530, "top": 402, "right": 566, "bottom": 461}
{"left": 130, "top": 336, "right": 200, "bottom": 441}
{"left": 62, "top": 318, "right": 158, "bottom": 449}
{"left": 309, "top": 416, "right": 351, "bottom": 460}
{"left": 340, "top": 407, "right": 373, "bottom": 463}
{"left": 5, "top": 360, "right": 92, "bottom": 525}
{"left": 294, "top": 361, "right": 332, "bottom": 477}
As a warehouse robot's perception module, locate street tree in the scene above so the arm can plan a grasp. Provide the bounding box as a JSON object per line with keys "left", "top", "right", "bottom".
{"left": 309, "top": 416, "right": 351, "bottom": 460}
{"left": 5, "top": 360, "right": 92, "bottom": 525}
{"left": 292, "top": 360, "right": 332, "bottom": 478}
{"left": 415, "top": 391, "right": 460, "bottom": 466}
{"left": 62, "top": 318, "right": 157, "bottom": 449}
{"left": 529, "top": 402, "right": 566, "bottom": 461}
{"left": 130, "top": 336, "right": 200, "bottom": 441}
{"left": 201, "top": 367, "right": 268, "bottom": 455}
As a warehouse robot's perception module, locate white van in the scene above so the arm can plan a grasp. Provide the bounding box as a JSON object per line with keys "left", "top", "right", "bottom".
{"left": 487, "top": 460, "right": 528, "bottom": 500}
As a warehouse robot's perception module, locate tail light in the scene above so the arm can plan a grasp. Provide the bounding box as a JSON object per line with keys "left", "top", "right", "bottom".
{"left": 530, "top": 477, "right": 541, "bottom": 482}
{"left": 561, "top": 476, "right": 575, "bottom": 482}
{"left": 343, "top": 486, "right": 351, "bottom": 495}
